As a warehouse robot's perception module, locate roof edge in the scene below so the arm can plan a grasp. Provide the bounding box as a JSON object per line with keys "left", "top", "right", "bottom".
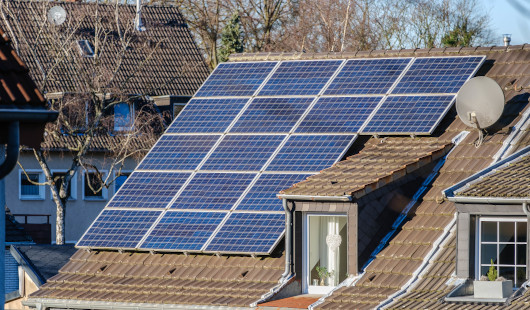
{"left": 276, "top": 194, "right": 352, "bottom": 201}
{"left": 9, "top": 245, "right": 44, "bottom": 287}
{"left": 23, "top": 298, "right": 252, "bottom": 310}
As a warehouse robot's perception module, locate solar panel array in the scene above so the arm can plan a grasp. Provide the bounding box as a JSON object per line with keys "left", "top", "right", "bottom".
{"left": 78, "top": 55, "right": 484, "bottom": 255}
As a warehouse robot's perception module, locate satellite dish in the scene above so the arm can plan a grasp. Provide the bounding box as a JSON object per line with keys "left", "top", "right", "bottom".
{"left": 48, "top": 6, "right": 67, "bottom": 26}
{"left": 456, "top": 76, "right": 504, "bottom": 129}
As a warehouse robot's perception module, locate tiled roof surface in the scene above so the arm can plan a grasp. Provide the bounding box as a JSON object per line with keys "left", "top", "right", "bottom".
{"left": 16, "top": 244, "right": 77, "bottom": 281}
{"left": 35, "top": 133, "right": 156, "bottom": 153}
{"left": 281, "top": 137, "right": 453, "bottom": 198}
{"left": 0, "top": 1, "right": 209, "bottom": 97}
{"left": 0, "top": 26, "right": 45, "bottom": 108}
{"left": 6, "top": 209, "right": 33, "bottom": 243}
{"left": 455, "top": 153, "right": 530, "bottom": 198}
{"left": 31, "top": 250, "right": 285, "bottom": 307}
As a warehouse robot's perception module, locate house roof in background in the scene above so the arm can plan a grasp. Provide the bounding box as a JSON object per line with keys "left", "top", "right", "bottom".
{"left": 31, "top": 134, "right": 157, "bottom": 154}
{"left": 6, "top": 209, "right": 33, "bottom": 244}
{"left": 14, "top": 244, "right": 77, "bottom": 283}
{"left": 0, "top": 1, "right": 210, "bottom": 97}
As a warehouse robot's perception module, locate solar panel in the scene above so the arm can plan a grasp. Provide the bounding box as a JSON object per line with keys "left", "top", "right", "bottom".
{"left": 206, "top": 212, "right": 285, "bottom": 253}
{"left": 107, "top": 172, "right": 191, "bottom": 209}
{"left": 165, "top": 98, "right": 249, "bottom": 134}
{"left": 362, "top": 95, "right": 455, "bottom": 134}
{"left": 230, "top": 97, "right": 313, "bottom": 133}
{"left": 392, "top": 56, "right": 484, "bottom": 94}
{"left": 236, "top": 174, "right": 312, "bottom": 211}
{"left": 137, "top": 135, "right": 220, "bottom": 170}
{"left": 296, "top": 96, "right": 382, "bottom": 133}
{"left": 171, "top": 173, "right": 257, "bottom": 210}
{"left": 140, "top": 211, "right": 226, "bottom": 251}
{"left": 258, "top": 60, "right": 343, "bottom": 96}
{"left": 77, "top": 209, "right": 161, "bottom": 248}
{"left": 195, "top": 62, "right": 277, "bottom": 97}
{"left": 202, "top": 135, "right": 286, "bottom": 171}
{"left": 325, "top": 58, "right": 411, "bottom": 95}
{"left": 267, "top": 135, "right": 356, "bottom": 172}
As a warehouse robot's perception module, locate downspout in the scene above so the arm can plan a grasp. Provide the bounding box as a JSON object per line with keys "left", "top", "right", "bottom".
{"left": 280, "top": 198, "right": 293, "bottom": 280}
{"left": 0, "top": 121, "right": 19, "bottom": 179}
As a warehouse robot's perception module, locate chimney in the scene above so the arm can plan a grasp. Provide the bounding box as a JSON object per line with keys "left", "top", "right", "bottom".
{"left": 135, "top": 0, "right": 145, "bottom": 31}
{"left": 503, "top": 34, "right": 511, "bottom": 47}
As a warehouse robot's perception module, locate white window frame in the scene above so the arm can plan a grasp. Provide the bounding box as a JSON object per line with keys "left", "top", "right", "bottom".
{"left": 113, "top": 170, "right": 132, "bottom": 195}
{"left": 303, "top": 212, "right": 348, "bottom": 295}
{"left": 77, "top": 40, "right": 95, "bottom": 58}
{"left": 49, "top": 170, "right": 77, "bottom": 201}
{"left": 19, "top": 169, "right": 45, "bottom": 200}
{"left": 477, "top": 216, "right": 527, "bottom": 287}
{"left": 114, "top": 102, "right": 135, "bottom": 132}
{"left": 82, "top": 170, "right": 108, "bottom": 201}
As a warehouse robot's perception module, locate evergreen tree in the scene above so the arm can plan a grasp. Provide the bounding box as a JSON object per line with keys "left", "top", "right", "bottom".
{"left": 441, "top": 21, "right": 476, "bottom": 47}
{"left": 218, "top": 12, "right": 243, "bottom": 63}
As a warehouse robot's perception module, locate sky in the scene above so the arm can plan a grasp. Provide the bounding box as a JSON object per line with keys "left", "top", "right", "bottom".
{"left": 482, "top": 0, "right": 530, "bottom": 45}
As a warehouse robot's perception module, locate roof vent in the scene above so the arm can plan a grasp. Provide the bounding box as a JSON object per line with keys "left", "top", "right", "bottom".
{"left": 503, "top": 34, "right": 511, "bottom": 47}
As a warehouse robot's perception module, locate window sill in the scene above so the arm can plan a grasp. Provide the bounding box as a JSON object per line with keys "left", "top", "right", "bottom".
{"left": 20, "top": 197, "right": 45, "bottom": 201}
{"left": 83, "top": 197, "right": 106, "bottom": 201}
{"left": 308, "top": 285, "right": 334, "bottom": 295}
{"left": 444, "top": 279, "right": 521, "bottom": 305}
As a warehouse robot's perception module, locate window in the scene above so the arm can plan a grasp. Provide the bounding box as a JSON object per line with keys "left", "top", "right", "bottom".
{"left": 19, "top": 170, "right": 44, "bottom": 200}
{"left": 50, "top": 171, "right": 76, "bottom": 200}
{"left": 114, "top": 172, "right": 131, "bottom": 193}
{"left": 478, "top": 217, "right": 527, "bottom": 287}
{"left": 114, "top": 103, "right": 134, "bottom": 131}
{"left": 305, "top": 214, "right": 348, "bottom": 294}
{"left": 83, "top": 171, "right": 107, "bottom": 200}
{"left": 77, "top": 40, "right": 95, "bottom": 57}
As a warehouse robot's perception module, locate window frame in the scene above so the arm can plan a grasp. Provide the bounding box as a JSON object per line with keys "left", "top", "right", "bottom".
{"left": 476, "top": 216, "right": 527, "bottom": 287}
{"left": 302, "top": 212, "right": 348, "bottom": 295}
{"left": 18, "top": 169, "right": 45, "bottom": 200}
{"left": 82, "top": 170, "right": 108, "bottom": 201}
{"left": 49, "top": 170, "right": 77, "bottom": 201}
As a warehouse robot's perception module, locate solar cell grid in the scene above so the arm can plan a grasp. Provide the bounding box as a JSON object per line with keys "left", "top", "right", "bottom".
{"left": 202, "top": 135, "right": 285, "bottom": 171}
{"left": 230, "top": 97, "right": 313, "bottom": 133}
{"left": 267, "top": 135, "right": 356, "bottom": 172}
{"left": 206, "top": 212, "right": 285, "bottom": 253}
{"left": 362, "top": 95, "right": 454, "bottom": 134}
{"left": 392, "top": 56, "right": 484, "bottom": 94}
{"left": 325, "top": 58, "right": 411, "bottom": 95}
{"left": 77, "top": 209, "right": 161, "bottom": 248}
{"left": 258, "top": 60, "right": 343, "bottom": 96}
{"left": 165, "top": 98, "right": 248, "bottom": 133}
{"left": 296, "top": 96, "right": 382, "bottom": 133}
{"left": 237, "top": 174, "right": 312, "bottom": 211}
{"left": 195, "top": 62, "right": 277, "bottom": 97}
{"left": 140, "top": 211, "right": 226, "bottom": 251}
{"left": 137, "top": 135, "right": 220, "bottom": 170}
{"left": 171, "top": 173, "right": 257, "bottom": 210}
{"left": 107, "top": 172, "right": 191, "bottom": 209}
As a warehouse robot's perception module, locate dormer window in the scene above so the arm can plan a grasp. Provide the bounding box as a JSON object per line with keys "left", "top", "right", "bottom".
{"left": 77, "top": 40, "right": 95, "bottom": 58}
{"left": 114, "top": 102, "right": 134, "bottom": 132}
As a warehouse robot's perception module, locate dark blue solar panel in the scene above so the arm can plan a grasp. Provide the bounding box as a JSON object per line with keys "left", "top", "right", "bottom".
{"left": 107, "top": 172, "right": 191, "bottom": 209}
{"left": 258, "top": 60, "right": 343, "bottom": 96}
{"left": 206, "top": 212, "right": 285, "bottom": 253}
{"left": 77, "top": 209, "right": 161, "bottom": 248}
{"left": 392, "top": 56, "right": 484, "bottom": 94}
{"left": 267, "top": 135, "right": 356, "bottom": 172}
{"left": 237, "top": 174, "right": 312, "bottom": 211}
{"left": 202, "top": 135, "right": 285, "bottom": 171}
{"left": 166, "top": 98, "right": 249, "bottom": 133}
{"left": 140, "top": 211, "right": 226, "bottom": 251}
{"left": 362, "top": 95, "right": 454, "bottom": 134}
{"left": 171, "top": 173, "right": 256, "bottom": 210}
{"left": 230, "top": 97, "right": 313, "bottom": 133}
{"left": 195, "top": 62, "right": 277, "bottom": 97}
{"left": 137, "top": 135, "right": 220, "bottom": 170}
{"left": 296, "top": 96, "right": 382, "bottom": 133}
{"left": 325, "top": 58, "right": 411, "bottom": 95}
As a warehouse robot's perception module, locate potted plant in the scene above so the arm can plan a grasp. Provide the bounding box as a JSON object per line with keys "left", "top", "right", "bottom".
{"left": 316, "top": 266, "right": 333, "bottom": 286}
{"left": 473, "top": 259, "right": 513, "bottom": 299}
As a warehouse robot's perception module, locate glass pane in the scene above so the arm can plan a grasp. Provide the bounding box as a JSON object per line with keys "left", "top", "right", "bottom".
{"left": 114, "top": 103, "right": 133, "bottom": 130}
{"left": 517, "top": 244, "right": 527, "bottom": 265}
{"left": 481, "top": 244, "right": 497, "bottom": 265}
{"left": 499, "top": 266, "right": 515, "bottom": 283}
{"left": 115, "top": 174, "right": 130, "bottom": 192}
{"left": 499, "top": 222, "right": 515, "bottom": 242}
{"left": 85, "top": 173, "right": 103, "bottom": 198}
{"left": 21, "top": 173, "right": 40, "bottom": 196}
{"left": 517, "top": 222, "right": 527, "bottom": 243}
{"left": 480, "top": 266, "right": 491, "bottom": 279}
{"left": 481, "top": 221, "right": 497, "bottom": 242}
{"left": 499, "top": 244, "right": 515, "bottom": 265}
{"left": 516, "top": 268, "right": 526, "bottom": 287}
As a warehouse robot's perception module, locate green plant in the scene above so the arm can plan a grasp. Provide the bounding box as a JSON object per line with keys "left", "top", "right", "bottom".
{"left": 316, "top": 266, "right": 332, "bottom": 280}
{"left": 487, "top": 259, "right": 498, "bottom": 281}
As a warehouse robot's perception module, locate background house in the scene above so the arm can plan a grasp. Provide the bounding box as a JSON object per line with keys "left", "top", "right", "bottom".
{"left": 0, "top": 0, "right": 209, "bottom": 243}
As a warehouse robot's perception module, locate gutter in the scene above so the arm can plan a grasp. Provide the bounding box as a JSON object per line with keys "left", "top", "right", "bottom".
{"left": 0, "top": 109, "right": 58, "bottom": 122}
{"left": 277, "top": 194, "right": 352, "bottom": 202}
{"left": 280, "top": 198, "right": 293, "bottom": 280}
{"left": 0, "top": 122, "right": 19, "bottom": 179}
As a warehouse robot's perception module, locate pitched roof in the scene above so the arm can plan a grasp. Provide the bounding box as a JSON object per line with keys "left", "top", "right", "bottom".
{"left": 14, "top": 244, "right": 77, "bottom": 282}
{"left": 35, "top": 133, "right": 156, "bottom": 153}
{"left": 0, "top": 1, "right": 209, "bottom": 97}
